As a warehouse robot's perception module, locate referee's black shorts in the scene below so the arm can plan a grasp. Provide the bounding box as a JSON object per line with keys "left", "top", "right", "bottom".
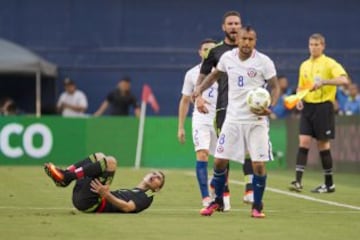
{"left": 300, "top": 101, "right": 335, "bottom": 140}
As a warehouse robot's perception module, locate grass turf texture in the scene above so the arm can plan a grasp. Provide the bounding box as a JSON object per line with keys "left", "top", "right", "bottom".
{"left": 0, "top": 166, "right": 359, "bottom": 240}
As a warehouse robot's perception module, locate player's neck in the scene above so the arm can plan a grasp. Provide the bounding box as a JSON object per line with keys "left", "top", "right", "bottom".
{"left": 224, "top": 38, "right": 238, "bottom": 46}
{"left": 310, "top": 54, "right": 323, "bottom": 60}
{"left": 137, "top": 182, "right": 150, "bottom": 191}
{"left": 239, "top": 52, "right": 251, "bottom": 61}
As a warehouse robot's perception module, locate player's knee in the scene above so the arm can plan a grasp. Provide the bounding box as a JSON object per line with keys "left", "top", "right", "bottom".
{"left": 94, "top": 152, "right": 106, "bottom": 161}
{"left": 317, "top": 140, "right": 330, "bottom": 151}
{"left": 105, "top": 156, "right": 117, "bottom": 171}
{"left": 252, "top": 162, "right": 266, "bottom": 176}
{"left": 299, "top": 136, "right": 311, "bottom": 148}
{"left": 196, "top": 150, "right": 209, "bottom": 160}
{"left": 214, "top": 158, "right": 228, "bottom": 170}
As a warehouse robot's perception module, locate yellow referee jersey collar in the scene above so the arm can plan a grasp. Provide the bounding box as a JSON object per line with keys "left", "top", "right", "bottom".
{"left": 310, "top": 54, "right": 326, "bottom": 61}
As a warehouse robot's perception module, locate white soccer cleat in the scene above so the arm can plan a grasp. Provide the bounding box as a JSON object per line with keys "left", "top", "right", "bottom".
{"left": 243, "top": 191, "right": 254, "bottom": 204}
{"left": 202, "top": 197, "right": 212, "bottom": 207}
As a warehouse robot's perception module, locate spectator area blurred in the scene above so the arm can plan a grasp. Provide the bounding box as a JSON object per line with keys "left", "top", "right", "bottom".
{"left": 1, "top": 0, "right": 359, "bottom": 115}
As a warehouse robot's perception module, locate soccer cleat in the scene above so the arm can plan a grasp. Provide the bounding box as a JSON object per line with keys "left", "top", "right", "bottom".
{"left": 251, "top": 208, "right": 266, "bottom": 218}
{"left": 200, "top": 201, "right": 223, "bottom": 216}
{"left": 289, "top": 181, "right": 303, "bottom": 192}
{"left": 44, "top": 163, "right": 69, "bottom": 187}
{"left": 202, "top": 197, "right": 212, "bottom": 207}
{"left": 243, "top": 190, "right": 254, "bottom": 204}
{"left": 311, "top": 184, "right": 335, "bottom": 193}
{"left": 223, "top": 194, "right": 231, "bottom": 211}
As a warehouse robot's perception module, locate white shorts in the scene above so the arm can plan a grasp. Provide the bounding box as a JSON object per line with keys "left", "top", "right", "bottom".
{"left": 214, "top": 121, "right": 273, "bottom": 163}
{"left": 192, "top": 121, "right": 217, "bottom": 155}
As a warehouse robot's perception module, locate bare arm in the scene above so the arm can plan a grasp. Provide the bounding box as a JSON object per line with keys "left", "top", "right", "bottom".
{"left": 193, "top": 70, "right": 222, "bottom": 114}
{"left": 94, "top": 100, "right": 109, "bottom": 116}
{"left": 194, "top": 69, "right": 222, "bottom": 97}
{"left": 323, "top": 75, "right": 349, "bottom": 86}
{"left": 195, "top": 73, "right": 207, "bottom": 87}
{"left": 90, "top": 179, "right": 136, "bottom": 213}
{"left": 177, "top": 95, "right": 191, "bottom": 144}
{"left": 312, "top": 75, "right": 349, "bottom": 91}
{"left": 267, "top": 76, "right": 281, "bottom": 107}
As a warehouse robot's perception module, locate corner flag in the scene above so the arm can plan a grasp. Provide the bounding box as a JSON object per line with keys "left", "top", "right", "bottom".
{"left": 142, "top": 84, "right": 160, "bottom": 113}
{"left": 135, "top": 84, "right": 160, "bottom": 169}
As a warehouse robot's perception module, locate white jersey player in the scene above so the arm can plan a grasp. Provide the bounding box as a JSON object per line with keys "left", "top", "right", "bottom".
{"left": 195, "top": 26, "right": 280, "bottom": 218}
{"left": 177, "top": 39, "right": 218, "bottom": 208}
{"left": 182, "top": 63, "right": 218, "bottom": 154}
{"left": 215, "top": 47, "right": 276, "bottom": 162}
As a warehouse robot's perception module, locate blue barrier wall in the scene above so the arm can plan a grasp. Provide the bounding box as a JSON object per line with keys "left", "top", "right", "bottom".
{"left": 1, "top": 0, "right": 359, "bottom": 115}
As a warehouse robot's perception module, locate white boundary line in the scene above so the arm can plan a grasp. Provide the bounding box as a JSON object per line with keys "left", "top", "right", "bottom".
{"left": 185, "top": 172, "right": 360, "bottom": 211}
{"left": 0, "top": 206, "right": 74, "bottom": 211}
{"left": 0, "top": 172, "right": 358, "bottom": 213}
{"left": 230, "top": 179, "right": 360, "bottom": 211}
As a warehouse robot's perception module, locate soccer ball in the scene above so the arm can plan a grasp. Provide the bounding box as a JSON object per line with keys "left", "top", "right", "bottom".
{"left": 246, "top": 88, "right": 271, "bottom": 111}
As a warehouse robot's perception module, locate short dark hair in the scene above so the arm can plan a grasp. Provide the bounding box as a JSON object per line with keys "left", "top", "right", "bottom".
{"left": 200, "top": 38, "right": 217, "bottom": 48}
{"left": 222, "top": 10, "right": 241, "bottom": 23}
{"left": 241, "top": 25, "right": 255, "bottom": 33}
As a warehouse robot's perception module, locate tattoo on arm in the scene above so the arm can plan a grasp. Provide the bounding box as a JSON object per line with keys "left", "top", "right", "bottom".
{"left": 268, "top": 76, "right": 280, "bottom": 106}
{"left": 199, "top": 70, "right": 222, "bottom": 94}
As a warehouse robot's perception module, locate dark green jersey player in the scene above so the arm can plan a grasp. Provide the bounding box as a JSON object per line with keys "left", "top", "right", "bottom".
{"left": 200, "top": 41, "right": 238, "bottom": 132}
{"left": 44, "top": 152, "right": 165, "bottom": 213}
{"left": 100, "top": 188, "right": 154, "bottom": 213}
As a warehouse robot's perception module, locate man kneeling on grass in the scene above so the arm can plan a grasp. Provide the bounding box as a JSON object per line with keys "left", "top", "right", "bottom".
{"left": 44, "top": 152, "right": 165, "bottom": 213}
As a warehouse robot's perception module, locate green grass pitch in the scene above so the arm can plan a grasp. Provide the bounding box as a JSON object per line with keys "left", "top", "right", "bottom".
{"left": 0, "top": 166, "right": 359, "bottom": 240}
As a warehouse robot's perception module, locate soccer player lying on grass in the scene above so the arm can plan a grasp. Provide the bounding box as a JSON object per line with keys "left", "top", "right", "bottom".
{"left": 44, "top": 152, "right": 165, "bottom": 213}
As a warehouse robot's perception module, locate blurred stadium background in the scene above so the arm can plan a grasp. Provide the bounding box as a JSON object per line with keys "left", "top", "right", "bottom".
{"left": 1, "top": 0, "right": 360, "bottom": 115}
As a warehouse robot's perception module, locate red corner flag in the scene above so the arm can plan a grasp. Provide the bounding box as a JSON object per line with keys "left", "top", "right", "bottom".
{"left": 142, "top": 84, "right": 160, "bottom": 113}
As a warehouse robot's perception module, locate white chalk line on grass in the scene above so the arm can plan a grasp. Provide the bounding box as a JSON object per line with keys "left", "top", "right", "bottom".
{"left": 185, "top": 172, "right": 360, "bottom": 211}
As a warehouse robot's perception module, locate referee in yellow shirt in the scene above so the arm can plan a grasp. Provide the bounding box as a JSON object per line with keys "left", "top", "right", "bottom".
{"left": 289, "top": 33, "right": 349, "bottom": 193}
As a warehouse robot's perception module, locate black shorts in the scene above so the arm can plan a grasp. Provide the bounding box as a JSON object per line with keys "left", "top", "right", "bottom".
{"left": 72, "top": 177, "right": 101, "bottom": 212}
{"left": 300, "top": 101, "right": 335, "bottom": 140}
{"left": 215, "top": 108, "right": 226, "bottom": 137}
